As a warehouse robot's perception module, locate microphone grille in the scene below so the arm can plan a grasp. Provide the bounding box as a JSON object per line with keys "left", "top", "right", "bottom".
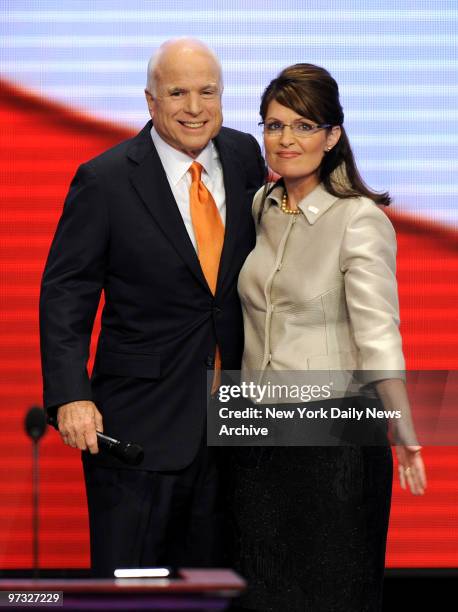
{"left": 24, "top": 406, "right": 47, "bottom": 441}
{"left": 123, "top": 443, "right": 144, "bottom": 466}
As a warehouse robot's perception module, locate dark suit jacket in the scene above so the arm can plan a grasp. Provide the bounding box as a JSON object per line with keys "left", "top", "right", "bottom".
{"left": 40, "top": 121, "right": 265, "bottom": 470}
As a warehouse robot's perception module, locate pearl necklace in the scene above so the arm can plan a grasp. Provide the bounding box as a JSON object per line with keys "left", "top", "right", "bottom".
{"left": 280, "top": 192, "right": 301, "bottom": 215}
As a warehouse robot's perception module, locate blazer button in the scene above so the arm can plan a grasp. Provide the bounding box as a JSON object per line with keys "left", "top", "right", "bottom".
{"left": 213, "top": 306, "right": 221, "bottom": 315}
{"left": 205, "top": 356, "right": 215, "bottom": 367}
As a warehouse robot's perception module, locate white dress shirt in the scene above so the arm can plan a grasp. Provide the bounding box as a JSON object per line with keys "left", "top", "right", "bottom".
{"left": 151, "top": 126, "right": 226, "bottom": 251}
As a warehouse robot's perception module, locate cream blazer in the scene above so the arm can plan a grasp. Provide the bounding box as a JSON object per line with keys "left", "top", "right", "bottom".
{"left": 238, "top": 182, "right": 405, "bottom": 392}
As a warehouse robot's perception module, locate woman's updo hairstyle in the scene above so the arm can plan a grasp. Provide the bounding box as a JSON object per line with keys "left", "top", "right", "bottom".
{"left": 260, "top": 63, "right": 390, "bottom": 207}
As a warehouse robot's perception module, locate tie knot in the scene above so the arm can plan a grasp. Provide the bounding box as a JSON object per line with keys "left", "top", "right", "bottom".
{"left": 189, "top": 161, "right": 203, "bottom": 183}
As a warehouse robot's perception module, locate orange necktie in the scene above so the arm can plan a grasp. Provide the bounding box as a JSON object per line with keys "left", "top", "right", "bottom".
{"left": 189, "top": 161, "right": 224, "bottom": 392}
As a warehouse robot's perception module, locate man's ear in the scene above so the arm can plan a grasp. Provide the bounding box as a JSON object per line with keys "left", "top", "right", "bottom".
{"left": 145, "top": 89, "right": 155, "bottom": 118}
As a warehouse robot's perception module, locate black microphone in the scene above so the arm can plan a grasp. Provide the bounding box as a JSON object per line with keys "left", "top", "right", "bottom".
{"left": 25, "top": 407, "right": 47, "bottom": 441}
{"left": 24, "top": 406, "right": 48, "bottom": 578}
{"left": 94, "top": 431, "right": 144, "bottom": 466}
{"left": 47, "top": 416, "right": 144, "bottom": 466}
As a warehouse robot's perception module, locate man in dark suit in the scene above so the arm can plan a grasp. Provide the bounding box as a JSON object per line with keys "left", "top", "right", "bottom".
{"left": 39, "top": 38, "right": 265, "bottom": 575}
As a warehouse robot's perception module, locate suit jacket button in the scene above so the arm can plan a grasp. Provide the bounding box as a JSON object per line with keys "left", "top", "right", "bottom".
{"left": 205, "top": 356, "right": 215, "bottom": 367}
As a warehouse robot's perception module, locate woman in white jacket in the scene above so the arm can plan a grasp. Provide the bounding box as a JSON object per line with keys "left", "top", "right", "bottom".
{"left": 230, "top": 63, "right": 426, "bottom": 612}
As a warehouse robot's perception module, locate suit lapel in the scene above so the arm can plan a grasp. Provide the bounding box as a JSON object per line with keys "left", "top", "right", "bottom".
{"left": 299, "top": 184, "right": 340, "bottom": 225}
{"left": 214, "top": 132, "right": 247, "bottom": 295}
{"left": 128, "top": 123, "right": 209, "bottom": 292}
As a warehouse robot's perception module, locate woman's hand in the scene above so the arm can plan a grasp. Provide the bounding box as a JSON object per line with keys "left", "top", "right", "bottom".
{"left": 374, "top": 379, "right": 427, "bottom": 495}
{"left": 395, "top": 445, "right": 427, "bottom": 495}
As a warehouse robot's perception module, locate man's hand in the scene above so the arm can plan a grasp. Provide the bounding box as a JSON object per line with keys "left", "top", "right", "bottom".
{"left": 57, "top": 400, "right": 103, "bottom": 454}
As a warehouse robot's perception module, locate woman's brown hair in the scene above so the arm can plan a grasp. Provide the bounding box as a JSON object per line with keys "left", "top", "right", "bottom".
{"left": 258, "top": 63, "right": 390, "bottom": 217}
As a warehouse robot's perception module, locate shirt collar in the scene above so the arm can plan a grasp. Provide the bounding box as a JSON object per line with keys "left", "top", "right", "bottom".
{"left": 265, "top": 181, "right": 340, "bottom": 225}
{"left": 150, "top": 125, "right": 218, "bottom": 185}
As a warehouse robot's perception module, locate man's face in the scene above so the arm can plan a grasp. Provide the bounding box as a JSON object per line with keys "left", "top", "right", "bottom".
{"left": 145, "top": 49, "right": 223, "bottom": 158}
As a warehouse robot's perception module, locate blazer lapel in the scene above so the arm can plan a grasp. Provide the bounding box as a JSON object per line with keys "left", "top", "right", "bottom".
{"left": 299, "top": 185, "right": 340, "bottom": 224}
{"left": 128, "top": 123, "right": 209, "bottom": 292}
{"left": 213, "top": 133, "right": 248, "bottom": 295}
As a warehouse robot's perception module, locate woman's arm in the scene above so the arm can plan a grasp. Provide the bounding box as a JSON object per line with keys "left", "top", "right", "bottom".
{"left": 341, "top": 200, "right": 426, "bottom": 495}
{"left": 375, "top": 378, "right": 427, "bottom": 495}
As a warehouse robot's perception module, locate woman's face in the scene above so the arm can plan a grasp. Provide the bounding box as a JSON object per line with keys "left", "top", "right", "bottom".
{"left": 263, "top": 99, "right": 340, "bottom": 186}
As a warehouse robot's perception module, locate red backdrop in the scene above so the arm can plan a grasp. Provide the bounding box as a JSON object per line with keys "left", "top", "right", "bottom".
{"left": 0, "top": 80, "right": 457, "bottom": 568}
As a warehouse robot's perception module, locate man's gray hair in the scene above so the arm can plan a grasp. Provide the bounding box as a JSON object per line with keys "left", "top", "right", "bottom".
{"left": 146, "top": 37, "right": 223, "bottom": 95}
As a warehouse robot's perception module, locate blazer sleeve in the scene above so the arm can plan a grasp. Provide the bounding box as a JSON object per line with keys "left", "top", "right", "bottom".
{"left": 238, "top": 133, "right": 266, "bottom": 194}
{"left": 340, "top": 200, "right": 405, "bottom": 383}
{"left": 39, "top": 163, "right": 109, "bottom": 412}
{"left": 249, "top": 134, "right": 267, "bottom": 189}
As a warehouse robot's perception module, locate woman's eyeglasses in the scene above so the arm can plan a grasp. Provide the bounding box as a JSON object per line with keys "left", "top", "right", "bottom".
{"left": 259, "top": 120, "right": 332, "bottom": 138}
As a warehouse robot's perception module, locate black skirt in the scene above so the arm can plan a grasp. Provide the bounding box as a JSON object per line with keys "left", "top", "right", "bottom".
{"left": 225, "top": 398, "right": 393, "bottom": 612}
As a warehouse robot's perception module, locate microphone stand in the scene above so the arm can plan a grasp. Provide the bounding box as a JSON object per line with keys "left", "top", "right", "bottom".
{"left": 32, "top": 439, "right": 39, "bottom": 578}
{"left": 24, "top": 407, "right": 47, "bottom": 579}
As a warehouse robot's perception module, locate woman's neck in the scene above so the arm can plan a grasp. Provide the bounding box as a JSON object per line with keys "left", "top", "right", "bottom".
{"left": 283, "top": 175, "right": 319, "bottom": 209}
